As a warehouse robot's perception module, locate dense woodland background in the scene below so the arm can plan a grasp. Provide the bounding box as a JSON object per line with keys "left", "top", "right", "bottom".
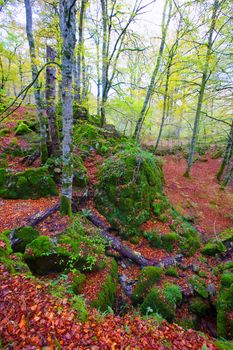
{"left": 0, "top": 0, "right": 233, "bottom": 349}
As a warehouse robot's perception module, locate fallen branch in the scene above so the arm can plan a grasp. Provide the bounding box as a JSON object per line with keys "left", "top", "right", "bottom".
{"left": 86, "top": 211, "right": 183, "bottom": 268}
{"left": 26, "top": 203, "right": 60, "bottom": 227}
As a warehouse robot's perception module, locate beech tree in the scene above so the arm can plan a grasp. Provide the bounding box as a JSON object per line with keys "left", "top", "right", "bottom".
{"left": 59, "top": 0, "right": 77, "bottom": 216}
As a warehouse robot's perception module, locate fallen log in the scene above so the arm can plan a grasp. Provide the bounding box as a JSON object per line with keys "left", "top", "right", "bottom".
{"left": 86, "top": 211, "right": 183, "bottom": 268}
{"left": 26, "top": 203, "right": 60, "bottom": 227}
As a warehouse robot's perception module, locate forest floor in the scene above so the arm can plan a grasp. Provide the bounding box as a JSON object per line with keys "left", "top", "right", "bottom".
{"left": 0, "top": 109, "right": 232, "bottom": 349}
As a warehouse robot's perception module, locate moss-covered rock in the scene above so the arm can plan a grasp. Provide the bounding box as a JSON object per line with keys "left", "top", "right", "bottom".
{"left": 95, "top": 148, "right": 164, "bottom": 237}
{"left": 11, "top": 226, "right": 40, "bottom": 253}
{"left": 0, "top": 167, "right": 58, "bottom": 199}
{"left": 73, "top": 104, "right": 89, "bottom": 121}
{"left": 0, "top": 232, "right": 13, "bottom": 257}
{"left": 144, "top": 231, "right": 178, "bottom": 252}
{"left": 90, "top": 259, "right": 118, "bottom": 311}
{"left": 140, "top": 283, "right": 182, "bottom": 321}
{"left": 189, "top": 297, "right": 209, "bottom": 317}
{"left": 15, "top": 121, "right": 32, "bottom": 135}
{"left": 217, "top": 282, "right": 233, "bottom": 339}
{"left": 73, "top": 155, "right": 88, "bottom": 188}
{"left": 132, "top": 266, "right": 163, "bottom": 304}
{"left": 72, "top": 270, "right": 87, "bottom": 294}
{"left": 201, "top": 242, "right": 225, "bottom": 256}
{"left": 24, "top": 215, "right": 106, "bottom": 275}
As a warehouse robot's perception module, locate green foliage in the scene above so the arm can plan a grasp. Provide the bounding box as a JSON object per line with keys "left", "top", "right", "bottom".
{"left": 12, "top": 226, "right": 40, "bottom": 253}
{"left": 221, "top": 273, "right": 233, "bottom": 288}
{"left": 15, "top": 121, "right": 32, "bottom": 135}
{"left": 189, "top": 276, "right": 208, "bottom": 299}
{"left": 91, "top": 259, "right": 118, "bottom": 311}
{"left": 132, "top": 266, "right": 163, "bottom": 304}
{"left": 217, "top": 283, "right": 233, "bottom": 339}
{"left": 71, "top": 295, "right": 88, "bottom": 322}
{"left": 72, "top": 270, "right": 86, "bottom": 294}
{"left": 144, "top": 231, "right": 178, "bottom": 252}
{"left": 140, "top": 283, "right": 182, "bottom": 322}
{"left": 165, "top": 266, "right": 179, "bottom": 277}
{"left": 0, "top": 167, "right": 58, "bottom": 199}
{"left": 170, "top": 213, "right": 200, "bottom": 255}
{"left": 0, "top": 128, "right": 10, "bottom": 137}
{"left": 73, "top": 155, "right": 89, "bottom": 188}
{"left": 201, "top": 242, "right": 225, "bottom": 256}
{"left": 189, "top": 298, "right": 209, "bottom": 316}
{"left": 95, "top": 148, "right": 163, "bottom": 237}
{"left": 0, "top": 231, "right": 13, "bottom": 257}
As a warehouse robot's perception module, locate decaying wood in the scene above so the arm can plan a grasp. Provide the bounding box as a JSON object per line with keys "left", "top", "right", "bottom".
{"left": 86, "top": 211, "right": 183, "bottom": 268}
{"left": 26, "top": 203, "right": 60, "bottom": 227}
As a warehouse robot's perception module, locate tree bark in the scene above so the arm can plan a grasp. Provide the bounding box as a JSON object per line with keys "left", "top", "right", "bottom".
{"left": 46, "top": 45, "right": 60, "bottom": 157}
{"left": 24, "top": 0, "right": 48, "bottom": 164}
{"left": 59, "top": 0, "right": 77, "bottom": 216}
{"left": 217, "top": 120, "right": 233, "bottom": 180}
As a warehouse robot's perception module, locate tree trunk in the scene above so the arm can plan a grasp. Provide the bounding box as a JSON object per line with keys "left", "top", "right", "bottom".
{"left": 100, "top": 0, "right": 108, "bottom": 127}
{"left": 217, "top": 120, "right": 233, "bottom": 180}
{"left": 59, "top": 0, "right": 77, "bottom": 216}
{"left": 133, "top": 0, "right": 172, "bottom": 140}
{"left": 46, "top": 45, "right": 60, "bottom": 157}
{"left": 184, "top": 0, "right": 219, "bottom": 177}
{"left": 24, "top": 0, "right": 48, "bottom": 164}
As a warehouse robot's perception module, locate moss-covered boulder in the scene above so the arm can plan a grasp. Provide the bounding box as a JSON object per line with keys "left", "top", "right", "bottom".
{"left": 140, "top": 283, "right": 182, "bottom": 321}
{"left": 217, "top": 270, "right": 233, "bottom": 339}
{"left": 0, "top": 167, "right": 58, "bottom": 199}
{"left": 73, "top": 155, "right": 88, "bottom": 188}
{"left": 132, "top": 266, "right": 163, "bottom": 304}
{"left": 15, "top": 121, "right": 32, "bottom": 135}
{"left": 201, "top": 242, "right": 225, "bottom": 256}
{"left": 90, "top": 259, "right": 118, "bottom": 311}
{"left": 24, "top": 215, "right": 106, "bottom": 275}
{"left": 0, "top": 232, "right": 13, "bottom": 257}
{"left": 73, "top": 104, "right": 89, "bottom": 121}
{"left": 11, "top": 226, "right": 40, "bottom": 253}
{"left": 95, "top": 148, "right": 164, "bottom": 237}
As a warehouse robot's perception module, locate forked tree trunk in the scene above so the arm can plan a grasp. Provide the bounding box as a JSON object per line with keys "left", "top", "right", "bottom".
{"left": 46, "top": 45, "right": 60, "bottom": 157}
{"left": 24, "top": 0, "right": 48, "bottom": 164}
{"left": 59, "top": 0, "right": 77, "bottom": 216}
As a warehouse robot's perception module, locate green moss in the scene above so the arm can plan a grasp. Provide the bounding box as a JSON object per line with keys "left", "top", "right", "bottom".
{"left": 132, "top": 266, "right": 163, "bottom": 304}
{"left": 189, "top": 276, "right": 208, "bottom": 299}
{"left": 165, "top": 266, "right": 179, "bottom": 277}
{"left": 144, "top": 231, "right": 178, "bottom": 252}
{"left": 0, "top": 167, "right": 58, "bottom": 199}
{"left": 60, "top": 194, "right": 72, "bottom": 217}
{"left": 189, "top": 298, "right": 209, "bottom": 316}
{"left": 73, "top": 156, "right": 88, "bottom": 188}
{"left": 217, "top": 284, "right": 233, "bottom": 339}
{"left": 140, "top": 283, "right": 182, "bottom": 321}
{"left": 95, "top": 148, "right": 163, "bottom": 238}
{"left": 15, "top": 121, "right": 32, "bottom": 135}
{"left": 201, "top": 242, "right": 225, "bottom": 256}
{"left": 91, "top": 259, "right": 118, "bottom": 311}
{"left": 215, "top": 339, "right": 233, "bottom": 350}
{"left": 0, "top": 232, "right": 13, "bottom": 257}
{"left": 72, "top": 270, "right": 86, "bottom": 294}
{"left": 221, "top": 273, "right": 233, "bottom": 288}
{"left": 72, "top": 295, "right": 88, "bottom": 322}
{"left": 12, "top": 226, "right": 39, "bottom": 253}
{"left": 0, "top": 128, "right": 10, "bottom": 137}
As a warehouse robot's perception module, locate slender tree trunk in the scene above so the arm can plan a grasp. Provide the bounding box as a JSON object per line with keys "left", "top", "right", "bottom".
{"left": 24, "top": 0, "right": 48, "bottom": 164}
{"left": 76, "top": 0, "right": 88, "bottom": 104}
{"left": 155, "top": 63, "right": 171, "bottom": 149}
{"left": 184, "top": 0, "right": 219, "bottom": 177}
{"left": 217, "top": 120, "right": 233, "bottom": 180}
{"left": 46, "top": 45, "right": 60, "bottom": 157}
{"left": 96, "top": 38, "right": 101, "bottom": 116}
{"left": 59, "top": 0, "right": 77, "bottom": 216}
{"left": 134, "top": 0, "right": 172, "bottom": 140}
{"left": 100, "top": 0, "right": 108, "bottom": 127}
